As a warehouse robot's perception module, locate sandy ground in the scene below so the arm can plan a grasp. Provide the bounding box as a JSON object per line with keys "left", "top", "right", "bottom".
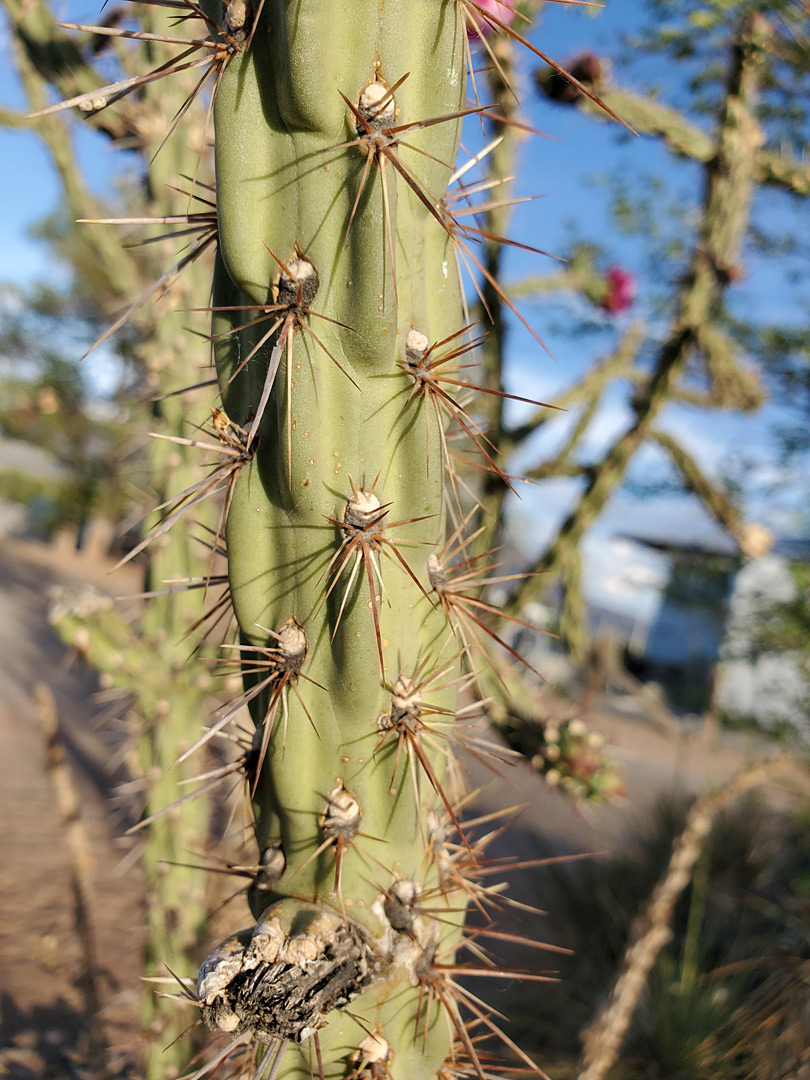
{"left": 0, "top": 538, "right": 145, "bottom": 1078}
{"left": 0, "top": 536, "right": 800, "bottom": 1078}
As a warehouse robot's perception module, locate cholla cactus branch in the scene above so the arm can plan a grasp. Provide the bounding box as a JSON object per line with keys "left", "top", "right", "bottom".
{"left": 537, "top": 61, "right": 810, "bottom": 197}
{"left": 6, "top": 0, "right": 632, "bottom": 1074}
{"left": 505, "top": 14, "right": 771, "bottom": 623}
{"left": 648, "top": 429, "right": 744, "bottom": 541}
{"left": 508, "top": 322, "right": 644, "bottom": 451}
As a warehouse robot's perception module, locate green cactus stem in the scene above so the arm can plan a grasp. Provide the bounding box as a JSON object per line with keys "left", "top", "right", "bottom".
{"left": 195, "top": 3, "right": 491, "bottom": 1077}
{"left": 8, "top": 0, "right": 625, "bottom": 1074}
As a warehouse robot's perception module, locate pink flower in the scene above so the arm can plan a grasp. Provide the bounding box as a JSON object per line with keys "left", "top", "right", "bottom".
{"left": 466, "top": 0, "right": 517, "bottom": 41}
{"left": 601, "top": 266, "right": 636, "bottom": 314}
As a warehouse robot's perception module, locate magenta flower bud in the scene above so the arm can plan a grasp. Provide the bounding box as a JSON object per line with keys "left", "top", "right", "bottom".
{"left": 467, "top": 0, "right": 517, "bottom": 41}
{"left": 601, "top": 266, "right": 637, "bottom": 314}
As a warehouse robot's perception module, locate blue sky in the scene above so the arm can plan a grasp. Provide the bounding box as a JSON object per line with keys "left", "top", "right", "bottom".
{"left": 1, "top": 0, "right": 808, "bottom": 622}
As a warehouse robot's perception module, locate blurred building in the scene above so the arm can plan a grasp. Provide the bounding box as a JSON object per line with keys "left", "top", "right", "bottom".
{"left": 628, "top": 532, "right": 810, "bottom": 739}
{"left": 0, "top": 435, "right": 67, "bottom": 540}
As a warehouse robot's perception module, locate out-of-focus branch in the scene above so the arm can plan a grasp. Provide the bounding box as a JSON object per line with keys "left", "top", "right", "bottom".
{"left": 476, "top": 29, "right": 522, "bottom": 555}
{"left": 506, "top": 15, "right": 770, "bottom": 623}
{"left": 506, "top": 321, "right": 644, "bottom": 450}
{"left": 649, "top": 428, "right": 743, "bottom": 539}
{"left": 694, "top": 322, "right": 765, "bottom": 410}
{"left": 559, "top": 543, "right": 588, "bottom": 661}
{"left": 538, "top": 66, "right": 810, "bottom": 197}
{"left": 5, "top": 1, "right": 219, "bottom": 1069}
{"left": 0, "top": 104, "right": 29, "bottom": 127}
{"left": 525, "top": 396, "right": 599, "bottom": 484}
{"left": 8, "top": 33, "right": 141, "bottom": 306}
{"left": 2, "top": 0, "right": 143, "bottom": 144}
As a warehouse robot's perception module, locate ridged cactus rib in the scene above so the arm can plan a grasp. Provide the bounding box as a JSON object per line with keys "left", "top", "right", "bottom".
{"left": 203, "top": 0, "right": 471, "bottom": 1074}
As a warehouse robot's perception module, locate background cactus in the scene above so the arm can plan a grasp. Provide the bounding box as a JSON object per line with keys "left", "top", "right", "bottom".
{"left": 2, "top": 0, "right": 230, "bottom": 1069}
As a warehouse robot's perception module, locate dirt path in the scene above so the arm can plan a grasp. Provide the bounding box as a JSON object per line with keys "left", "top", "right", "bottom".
{"left": 0, "top": 539, "right": 144, "bottom": 1078}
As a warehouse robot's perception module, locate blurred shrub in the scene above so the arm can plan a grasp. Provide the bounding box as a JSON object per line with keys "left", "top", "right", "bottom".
{"left": 506, "top": 793, "right": 810, "bottom": 1078}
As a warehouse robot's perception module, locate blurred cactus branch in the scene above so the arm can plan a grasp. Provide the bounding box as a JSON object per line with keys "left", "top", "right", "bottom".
{"left": 3, "top": 0, "right": 143, "bottom": 144}
{"left": 649, "top": 428, "right": 744, "bottom": 542}
{"left": 3, "top": 0, "right": 220, "bottom": 1068}
{"left": 49, "top": 587, "right": 216, "bottom": 1072}
{"left": 5, "top": 31, "right": 141, "bottom": 303}
{"left": 503, "top": 14, "right": 771, "bottom": 644}
{"left": 578, "top": 753, "right": 805, "bottom": 1080}
{"left": 558, "top": 544, "right": 588, "bottom": 662}
{"left": 537, "top": 58, "right": 810, "bottom": 198}
{"left": 461, "top": 14, "right": 626, "bottom": 728}
{"left": 489, "top": 324, "right": 642, "bottom": 664}
{"left": 462, "top": 19, "right": 599, "bottom": 672}
{"left": 514, "top": 322, "right": 645, "bottom": 462}
{"left": 476, "top": 30, "right": 521, "bottom": 555}
{"left": 50, "top": 588, "right": 217, "bottom": 716}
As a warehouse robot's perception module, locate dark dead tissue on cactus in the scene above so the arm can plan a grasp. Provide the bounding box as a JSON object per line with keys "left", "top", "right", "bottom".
{"left": 197, "top": 902, "right": 380, "bottom": 1042}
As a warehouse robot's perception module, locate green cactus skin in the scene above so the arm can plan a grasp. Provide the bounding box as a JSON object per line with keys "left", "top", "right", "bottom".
{"left": 197, "top": 1, "right": 480, "bottom": 1077}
